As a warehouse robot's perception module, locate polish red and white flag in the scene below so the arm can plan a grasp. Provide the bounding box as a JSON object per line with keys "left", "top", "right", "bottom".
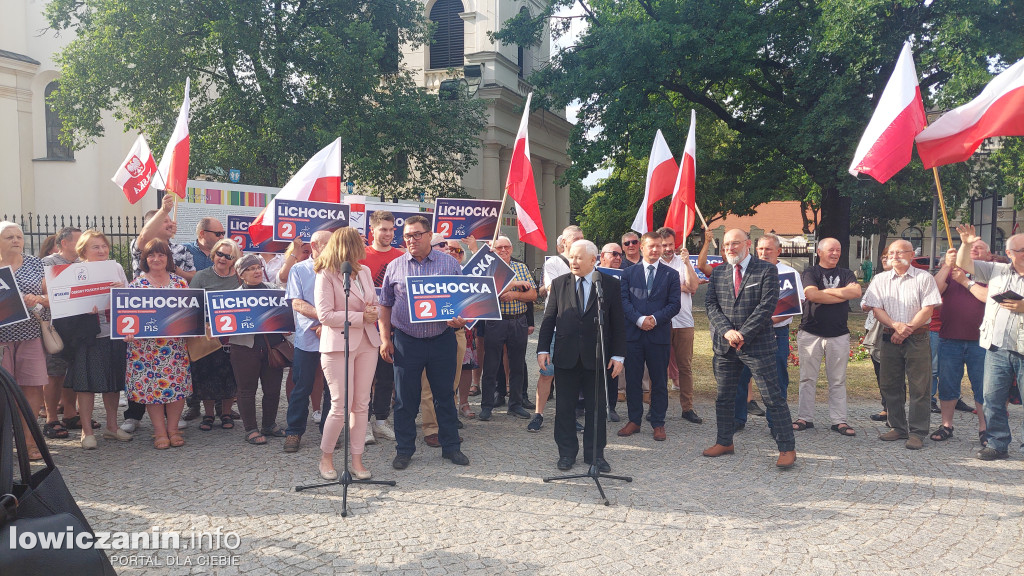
{"left": 247, "top": 138, "right": 342, "bottom": 245}
{"left": 155, "top": 77, "right": 191, "bottom": 198}
{"left": 664, "top": 110, "right": 697, "bottom": 245}
{"left": 631, "top": 130, "right": 678, "bottom": 233}
{"left": 505, "top": 92, "right": 547, "bottom": 250}
{"left": 916, "top": 55, "right": 1024, "bottom": 168}
{"left": 111, "top": 135, "right": 158, "bottom": 204}
{"left": 849, "top": 42, "right": 927, "bottom": 183}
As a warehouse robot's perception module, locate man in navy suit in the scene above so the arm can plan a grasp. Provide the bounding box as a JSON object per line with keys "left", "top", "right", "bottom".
{"left": 617, "top": 232, "right": 681, "bottom": 441}
{"left": 703, "top": 229, "right": 797, "bottom": 469}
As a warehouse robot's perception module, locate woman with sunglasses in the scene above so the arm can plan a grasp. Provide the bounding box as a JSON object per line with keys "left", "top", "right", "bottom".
{"left": 189, "top": 238, "right": 242, "bottom": 431}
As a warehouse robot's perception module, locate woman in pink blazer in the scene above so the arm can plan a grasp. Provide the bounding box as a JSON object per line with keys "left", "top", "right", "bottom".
{"left": 314, "top": 227, "right": 382, "bottom": 480}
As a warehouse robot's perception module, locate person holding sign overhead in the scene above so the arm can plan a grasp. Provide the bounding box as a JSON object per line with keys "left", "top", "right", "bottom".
{"left": 124, "top": 239, "right": 193, "bottom": 450}
{"left": 379, "top": 215, "right": 470, "bottom": 470}
{"left": 314, "top": 227, "right": 381, "bottom": 481}
{"left": 794, "top": 237, "right": 860, "bottom": 437}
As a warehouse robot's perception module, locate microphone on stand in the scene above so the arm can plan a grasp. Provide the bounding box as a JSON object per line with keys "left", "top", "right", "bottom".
{"left": 593, "top": 275, "right": 604, "bottom": 300}
{"left": 341, "top": 261, "right": 352, "bottom": 293}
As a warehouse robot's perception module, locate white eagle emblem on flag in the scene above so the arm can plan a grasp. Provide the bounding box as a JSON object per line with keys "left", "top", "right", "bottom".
{"left": 125, "top": 155, "right": 146, "bottom": 177}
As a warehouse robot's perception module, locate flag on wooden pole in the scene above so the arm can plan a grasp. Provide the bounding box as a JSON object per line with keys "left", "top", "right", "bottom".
{"left": 631, "top": 130, "right": 677, "bottom": 233}
{"left": 504, "top": 93, "right": 547, "bottom": 250}
{"left": 111, "top": 135, "right": 158, "bottom": 204}
{"left": 155, "top": 78, "right": 191, "bottom": 198}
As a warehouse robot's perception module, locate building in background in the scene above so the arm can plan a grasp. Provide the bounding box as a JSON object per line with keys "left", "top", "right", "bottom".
{"left": 2, "top": 0, "right": 571, "bottom": 271}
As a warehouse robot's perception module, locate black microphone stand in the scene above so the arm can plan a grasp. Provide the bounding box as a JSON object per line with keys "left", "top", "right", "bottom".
{"left": 543, "top": 276, "right": 632, "bottom": 505}
{"left": 295, "top": 262, "right": 395, "bottom": 516}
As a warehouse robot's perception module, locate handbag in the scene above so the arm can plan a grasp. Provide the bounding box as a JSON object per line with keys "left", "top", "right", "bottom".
{"left": 266, "top": 336, "right": 294, "bottom": 369}
{"left": 186, "top": 326, "right": 224, "bottom": 363}
{"left": 29, "top": 307, "right": 64, "bottom": 355}
{"left": 0, "top": 366, "right": 117, "bottom": 575}
{"left": 862, "top": 318, "right": 882, "bottom": 350}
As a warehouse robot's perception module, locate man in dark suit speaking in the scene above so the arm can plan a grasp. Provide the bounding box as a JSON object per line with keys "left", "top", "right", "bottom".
{"left": 618, "top": 232, "right": 681, "bottom": 441}
{"left": 704, "top": 229, "right": 797, "bottom": 469}
{"left": 538, "top": 239, "right": 626, "bottom": 472}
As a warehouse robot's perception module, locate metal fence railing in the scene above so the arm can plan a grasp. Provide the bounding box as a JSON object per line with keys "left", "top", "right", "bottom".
{"left": 1, "top": 213, "right": 143, "bottom": 273}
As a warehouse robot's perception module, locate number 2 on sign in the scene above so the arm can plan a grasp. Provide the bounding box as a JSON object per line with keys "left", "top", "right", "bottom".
{"left": 231, "top": 235, "right": 247, "bottom": 249}
{"left": 216, "top": 314, "right": 237, "bottom": 334}
{"left": 416, "top": 300, "right": 436, "bottom": 319}
{"left": 278, "top": 221, "right": 295, "bottom": 239}
{"left": 118, "top": 315, "right": 139, "bottom": 335}
{"left": 438, "top": 221, "right": 452, "bottom": 237}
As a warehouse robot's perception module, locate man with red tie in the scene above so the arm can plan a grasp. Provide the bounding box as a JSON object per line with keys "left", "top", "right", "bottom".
{"left": 703, "top": 228, "right": 797, "bottom": 469}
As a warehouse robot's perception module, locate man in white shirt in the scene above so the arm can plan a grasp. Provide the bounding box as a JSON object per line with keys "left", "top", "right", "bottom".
{"left": 656, "top": 227, "right": 701, "bottom": 424}
{"left": 862, "top": 239, "right": 942, "bottom": 450}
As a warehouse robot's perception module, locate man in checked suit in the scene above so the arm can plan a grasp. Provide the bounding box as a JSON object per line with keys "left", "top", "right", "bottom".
{"left": 538, "top": 240, "right": 626, "bottom": 472}
{"left": 704, "top": 228, "right": 797, "bottom": 468}
{"left": 617, "top": 232, "right": 681, "bottom": 441}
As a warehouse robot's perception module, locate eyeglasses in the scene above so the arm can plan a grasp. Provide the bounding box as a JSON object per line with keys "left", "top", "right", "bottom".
{"left": 602, "top": 251, "right": 622, "bottom": 258}
{"left": 205, "top": 230, "right": 226, "bottom": 237}
{"left": 622, "top": 240, "right": 639, "bottom": 246}
{"left": 448, "top": 247, "right": 464, "bottom": 254}
{"left": 888, "top": 249, "right": 914, "bottom": 254}
{"left": 214, "top": 250, "right": 234, "bottom": 261}
{"left": 1008, "top": 247, "right": 1024, "bottom": 254}
{"left": 403, "top": 231, "right": 429, "bottom": 241}
{"left": 494, "top": 245, "right": 513, "bottom": 251}
{"left": 431, "top": 242, "right": 447, "bottom": 249}
{"left": 242, "top": 265, "right": 264, "bottom": 273}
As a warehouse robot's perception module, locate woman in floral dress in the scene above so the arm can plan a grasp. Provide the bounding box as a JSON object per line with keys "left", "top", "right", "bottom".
{"left": 125, "top": 239, "right": 192, "bottom": 449}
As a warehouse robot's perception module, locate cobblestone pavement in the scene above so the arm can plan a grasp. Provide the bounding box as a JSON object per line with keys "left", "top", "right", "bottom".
{"left": 37, "top": 336, "right": 1024, "bottom": 575}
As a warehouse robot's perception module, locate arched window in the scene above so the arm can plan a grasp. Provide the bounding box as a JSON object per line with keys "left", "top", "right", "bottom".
{"left": 901, "top": 226, "right": 923, "bottom": 252}
{"left": 429, "top": 0, "right": 464, "bottom": 70}
{"left": 44, "top": 81, "right": 73, "bottom": 160}
{"left": 994, "top": 227, "right": 1006, "bottom": 253}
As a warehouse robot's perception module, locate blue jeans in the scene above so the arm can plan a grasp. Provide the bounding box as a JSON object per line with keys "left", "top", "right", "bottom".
{"left": 937, "top": 338, "right": 984, "bottom": 404}
{"left": 392, "top": 329, "right": 461, "bottom": 456}
{"left": 982, "top": 347, "right": 1024, "bottom": 453}
{"left": 285, "top": 347, "right": 321, "bottom": 437}
{"left": 930, "top": 331, "right": 940, "bottom": 399}
{"left": 735, "top": 326, "right": 791, "bottom": 428}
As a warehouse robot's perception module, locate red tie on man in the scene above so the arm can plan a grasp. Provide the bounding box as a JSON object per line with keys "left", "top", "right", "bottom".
{"left": 734, "top": 264, "right": 742, "bottom": 297}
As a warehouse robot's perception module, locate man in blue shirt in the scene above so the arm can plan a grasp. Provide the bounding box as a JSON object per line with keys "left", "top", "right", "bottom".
{"left": 183, "top": 217, "right": 225, "bottom": 272}
{"left": 283, "top": 230, "right": 333, "bottom": 452}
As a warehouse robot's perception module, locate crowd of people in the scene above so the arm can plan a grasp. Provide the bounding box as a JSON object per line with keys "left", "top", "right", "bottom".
{"left": 0, "top": 198, "right": 1016, "bottom": 478}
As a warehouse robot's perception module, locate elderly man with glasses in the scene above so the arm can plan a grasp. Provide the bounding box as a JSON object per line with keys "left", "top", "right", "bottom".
{"left": 620, "top": 232, "right": 642, "bottom": 268}
{"left": 600, "top": 244, "right": 623, "bottom": 269}
{"left": 862, "top": 239, "right": 942, "bottom": 450}
{"left": 184, "top": 216, "right": 227, "bottom": 272}
{"left": 478, "top": 236, "right": 538, "bottom": 422}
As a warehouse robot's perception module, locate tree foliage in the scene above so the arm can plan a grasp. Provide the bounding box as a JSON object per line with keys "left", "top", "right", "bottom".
{"left": 499, "top": 0, "right": 1024, "bottom": 265}
{"left": 46, "top": 0, "right": 486, "bottom": 198}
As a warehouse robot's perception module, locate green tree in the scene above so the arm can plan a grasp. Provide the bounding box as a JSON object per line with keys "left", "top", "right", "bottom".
{"left": 499, "top": 0, "right": 1024, "bottom": 266}
{"left": 46, "top": 0, "right": 486, "bottom": 197}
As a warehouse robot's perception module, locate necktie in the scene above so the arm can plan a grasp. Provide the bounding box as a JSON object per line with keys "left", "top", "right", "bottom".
{"left": 646, "top": 265, "right": 656, "bottom": 295}
{"left": 576, "top": 277, "right": 585, "bottom": 310}
{"left": 734, "top": 264, "right": 742, "bottom": 297}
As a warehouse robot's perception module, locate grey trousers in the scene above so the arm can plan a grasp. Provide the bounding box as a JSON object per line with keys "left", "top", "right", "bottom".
{"left": 879, "top": 333, "right": 932, "bottom": 438}
{"left": 796, "top": 331, "right": 850, "bottom": 425}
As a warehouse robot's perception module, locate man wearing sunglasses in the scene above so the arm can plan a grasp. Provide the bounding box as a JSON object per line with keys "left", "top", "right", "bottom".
{"left": 620, "top": 232, "right": 642, "bottom": 268}
{"left": 599, "top": 244, "right": 623, "bottom": 269}
{"left": 183, "top": 216, "right": 227, "bottom": 272}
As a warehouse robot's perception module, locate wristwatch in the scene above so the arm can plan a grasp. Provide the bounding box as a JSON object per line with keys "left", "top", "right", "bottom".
{"left": 966, "top": 280, "right": 977, "bottom": 290}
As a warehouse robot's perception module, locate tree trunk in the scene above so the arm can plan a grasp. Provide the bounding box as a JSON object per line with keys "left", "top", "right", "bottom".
{"left": 815, "top": 187, "right": 852, "bottom": 268}
{"left": 876, "top": 222, "right": 889, "bottom": 272}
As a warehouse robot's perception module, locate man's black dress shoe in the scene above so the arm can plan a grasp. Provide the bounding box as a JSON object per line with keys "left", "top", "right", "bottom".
{"left": 584, "top": 458, "right": 611, "bottom": 473}
{"left": 442, "top": 450, "right": 470, "bottom": 465}
{"left": 392, "top": 454, "right": 412, "bottom": 470}
{"left": 681, "top": 409, "right": 703, "bottom": 424}
{"left": 557, "top": 456, "right": 575, "bottom": 471}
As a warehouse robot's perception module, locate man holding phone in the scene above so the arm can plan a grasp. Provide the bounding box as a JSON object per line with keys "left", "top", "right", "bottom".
{"left": 955, "top": 225, "right": 1024, "bottom": 460}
